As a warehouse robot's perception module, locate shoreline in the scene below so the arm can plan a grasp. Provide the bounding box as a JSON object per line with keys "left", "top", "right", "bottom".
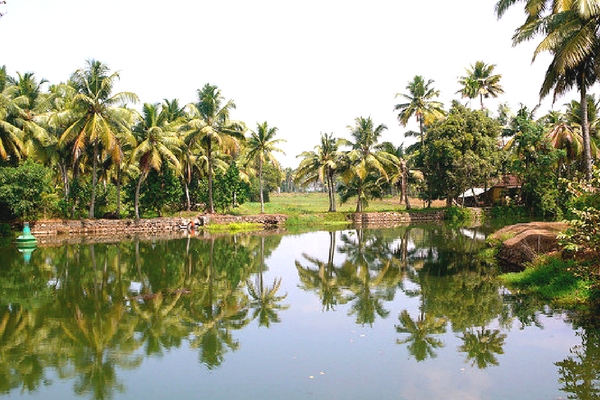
{"left": 23, "top": 209, "right": 459, "bottom": 237}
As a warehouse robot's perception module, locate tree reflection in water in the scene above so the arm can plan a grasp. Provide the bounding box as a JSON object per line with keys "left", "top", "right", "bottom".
{"left": 0, "top": 226, "right": 596, "bottom": 399}
{"left": 246, "top": 237, "right": 289, "bottom": 327}
{"left": 556, "top": 328, "right": 600, "bottom": 399}
{"left": 395, "top": 309, "right": 447, "bottom": 361}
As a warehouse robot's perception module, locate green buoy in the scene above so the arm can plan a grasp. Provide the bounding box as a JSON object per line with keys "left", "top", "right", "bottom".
{"left": 15, "top": 223, "right": 37, "bottom": 262}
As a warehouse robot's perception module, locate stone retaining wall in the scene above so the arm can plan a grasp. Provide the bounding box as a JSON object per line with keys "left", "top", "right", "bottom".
{"left": 352, "top": 211, "right": 446, "bottom": 225}
{"left": 29, "top": 214, "right": 288, "bottom": 236}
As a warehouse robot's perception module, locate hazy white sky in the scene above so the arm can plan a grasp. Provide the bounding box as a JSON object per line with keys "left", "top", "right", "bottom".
{"left": 0, "top": 0, "right": 583, "bottom": 167}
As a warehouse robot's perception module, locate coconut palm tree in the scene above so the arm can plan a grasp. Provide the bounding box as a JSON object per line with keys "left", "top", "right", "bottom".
{"left": 245, "top": 121, "right": 285, "bottom": 213}
{"left": 182, "top": 84, "right": 246, "bottom": 213}
{"left": 339, "top": 117, "right": 398, "bottom": 212}
{"left": 377, "top": 141, "right": 414, "bottom": 209}
{"left": 59, "top": 60, "right": 138, "bottom": 218}
{"left": 457, "top": 61, "right": 505, "bottom": 110}
{"left": 6, "top": 72, "right": 51, "bottom": 157}
{"left": 295, "top": 132, "right": 341, "bottom": 212}
{"left": 540, "top": 109, "right": 583, "bottom": 177}
{"left": 496, "top": 0, "right": 600, "bottom": 179}
{"left": 130, "top": 102, "right": 182, "bottom": 219}
{"left": 0, "top": 76, "right": 25, "bottom": 163}
{"left": 394, "top": 75, "right": 445, "bottom": 147}
{"left": 39, "top": 83, "right": 78, "bottom": 201}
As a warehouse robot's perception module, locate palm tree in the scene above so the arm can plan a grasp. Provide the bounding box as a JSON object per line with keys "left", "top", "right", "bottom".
{"left": 0, "top": 75, "right": 26, "bottom": 163}
{"left": 6, "top": 72, "right": 51, "bottom": 157}
{"left": 182, "top": 83, "right": 246, "bottom": 213}
{"left": 394, "top": 75, "right": 445, "bottom": 147}
{"left": 245, "top": 121, "right": 285, "bottom": 213}
{"left": 295, "top": 132, "right": 341, "bottom": 212}
{"left": 457, "top": 61, "right": 504, "bottom": 110}
{"left": 339, "top": 117, "right": 398, "bottom": 212}
{"left": 130, "top": 102, "right": 182, "bottom": 219}
{"left": 496, "top": 0, "right": 600, "bottom": 179}
{"left": 540, "top": 109, "right": 585, "bottom": 177}
{"left": 59, "top": 60, "right": 138, "bottom": 218}
{"left": 377, "top": 141, "right": 413, "bottom": 209}
{"left": 566, "top": 94, "right": 600, "bottom": 141}
{"left": 39, "top": 83, "right": 78, "bottom": 201}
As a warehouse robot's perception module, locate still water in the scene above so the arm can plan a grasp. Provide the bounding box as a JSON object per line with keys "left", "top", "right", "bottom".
{"left": 0, "top": 225, "right": 597, "bottom": 399}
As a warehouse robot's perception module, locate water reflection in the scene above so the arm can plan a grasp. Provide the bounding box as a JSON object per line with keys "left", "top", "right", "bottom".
{"left": 0, "top": 226, "right": 595, "bottom": 399}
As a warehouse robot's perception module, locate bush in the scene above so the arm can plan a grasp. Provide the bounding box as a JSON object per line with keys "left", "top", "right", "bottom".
{"left": 0, "top": 161, "right": 52, "bottom": 221}
{"left": 559, "top": 168, "right": 600, "bottom": 263}
{"left": 444, "top": 206, "right": 472, "bottom": 224}
{"left": 0, "top": 223, "right": 12, "bottom": 236}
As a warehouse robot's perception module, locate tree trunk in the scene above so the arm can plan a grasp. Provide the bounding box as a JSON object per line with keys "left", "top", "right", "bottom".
{"left": 134, "top": 172, "right": 145, "bottom": 220}
{"left": 89, "top": 145, "right": 98, "bottom": 219}
{"left": 259, "top": 157, "right": 264, "bottom": 213}
{"left": 580, "top": 79, "right": 592, "bottom": 180}
{"left": 400, "top": 159, "right": 411, "bottom": 210}
{"left": 356, "top": 181, "right": 363, "bottom": 213}
{"left": 418, "top": 115, "right": 425, "bottom": 148}
{"left": 116, "top": 167, "right": 121, "bottom": 218}
{"left": 184, "top": 182, "right": 191, "bottom": 212}
{"left": 207, "top": 140, "right": 215, "bottom": 213}
{"left": 327, "top": 168, "right": 336, "bottom": 212}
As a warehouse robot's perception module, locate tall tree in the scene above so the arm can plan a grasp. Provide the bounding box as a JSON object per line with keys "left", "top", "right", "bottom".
{"left": 394, "top": 75, "right": 445, "bottom": 147}
{"left": 377, "top": 141, "right": 412, "bottom": 209}
{"left": 0, "top": 69, "right": 25, "bottom": 163}
{"left": 130, "top": 102, "right": 182, "bottom": 219}
{"left": 423, "top": 102, "right": 502, "bottom": 206}
{"left": 457, "top": 61, "right": 505, "bottom": 110}
{"left": 339, "top": 117, "right": 398, "bottom": 212}
{"left": 496, "top": 0, "right": 600, "bottom": 179}
{"left": 295, "top": 132, "right": 341, "bottom": 212}
{"left": 182, "top": 84, "right": 246, "bottom": 213}
{"left": 245, "top": 121, "right": 285, "bottom": 213}
{"left": 59, "top": 60, "right": 138, "bottom": 218}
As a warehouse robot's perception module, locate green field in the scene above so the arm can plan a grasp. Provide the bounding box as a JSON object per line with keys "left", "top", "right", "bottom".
{"left": 232, "top": 192, "right": 433, "bottom": 215}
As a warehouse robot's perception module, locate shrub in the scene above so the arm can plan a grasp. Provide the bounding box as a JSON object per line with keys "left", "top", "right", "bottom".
{"left": 444, "top": 206, "right": 472, "bottom": 224}
{"left": 0, "top": 161, "right": 52, "bottom": 221}
{"left": 559, "top": 168, "right": 600, "bottom": 264}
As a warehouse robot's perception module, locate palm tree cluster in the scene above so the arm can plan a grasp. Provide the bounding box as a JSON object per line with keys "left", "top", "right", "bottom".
{"left": 0, "top": 59, "right": 285, "bottom": 219}
{"left": 295, "top": 117, "right": 410, "bottom": 213}
{"left": 295, "top": 53, "right": 598, "bottom": 215}
{"left": 496, "top": 0, "right": 600, "bottom": 180}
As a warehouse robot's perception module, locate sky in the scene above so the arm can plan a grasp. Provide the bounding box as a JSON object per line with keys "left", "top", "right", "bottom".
{"left": 0, "top": 0, "right": 584, "bottom": 168}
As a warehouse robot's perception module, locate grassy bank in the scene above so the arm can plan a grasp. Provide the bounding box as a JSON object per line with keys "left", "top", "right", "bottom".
{"left": 233, "top": 192, "right": 435, "bottom": 215}
{"left": 500, "top": 255, "right": 594, "bottom": 310}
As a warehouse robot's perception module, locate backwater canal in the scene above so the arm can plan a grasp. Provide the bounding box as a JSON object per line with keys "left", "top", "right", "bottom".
{"left": 0, "top": 224, "right": 596, "bottom": 399}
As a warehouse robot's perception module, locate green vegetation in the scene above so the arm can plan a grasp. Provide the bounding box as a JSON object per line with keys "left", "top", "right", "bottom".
{"left": 445, "top": 206, "right": 472, "bottom": 224}
{"left": 204, "top": 222, "right": 262, "bottom": 233}
{"left": 500, "top": 255, "right": 593, "bottom": 310}
{"left": 0, "top": 1, "right": 598, "bottom": 308}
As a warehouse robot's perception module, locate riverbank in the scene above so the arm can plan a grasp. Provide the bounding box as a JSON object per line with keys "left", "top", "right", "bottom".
{"left": 22, "top": 208, "right": 466, "bottom": 236}
{"left": 488, "top": 221, "right": 599, "bottom": 314}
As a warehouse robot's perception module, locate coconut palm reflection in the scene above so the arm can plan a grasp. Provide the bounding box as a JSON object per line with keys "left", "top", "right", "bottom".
{"left": 457, "top": 327, "right": 506, "bottom": 369}
{"left": 246, "top": 237, "right": 289, "bottom": 327}
{"left": 395, "top": 310, "right": 447, "bottom": 361}
{"left": 556, "top": 328, "right": 600, "bottom": 399}
{"left": 295, "top": 231, "right": 344, "bottom": 311}
{"left": 186, "top": 237, "right": 252, "bottom": 370}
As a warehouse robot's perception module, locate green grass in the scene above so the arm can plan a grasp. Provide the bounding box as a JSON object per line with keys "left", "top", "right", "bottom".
{"left": 500, "top": 255, "right": 592, "bottom": 309}
{"left": 234, "top": 192, "right": 433, "bottom": 215}
{"left": 204, "top": 222, "right": 263, "bottom": 233}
